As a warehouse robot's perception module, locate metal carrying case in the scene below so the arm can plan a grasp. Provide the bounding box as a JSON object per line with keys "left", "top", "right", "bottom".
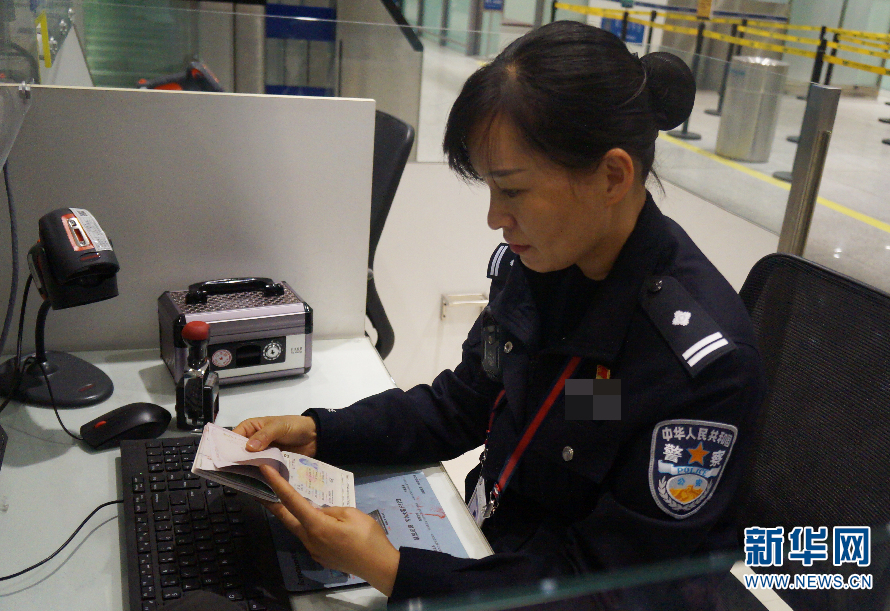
{"left": 158, "top": 278, "right": 312, "bottom": 385}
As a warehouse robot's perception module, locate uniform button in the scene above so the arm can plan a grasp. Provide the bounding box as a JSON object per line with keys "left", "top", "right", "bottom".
{"left": 562, "top": 446, "right": 574, "bottom": 462}
{"left": 503, "top": 341, "right": 513, "bottom": 354}
{"left": 647, "top": 278, "right": 663, "bottom": 293}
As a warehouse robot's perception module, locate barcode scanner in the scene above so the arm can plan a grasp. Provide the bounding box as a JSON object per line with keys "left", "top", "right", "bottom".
{"left": 0, "top": 208, "right": 120, "bottom": 407}
{"left": 28, "top": 208, "right": 119, "bottom": 309}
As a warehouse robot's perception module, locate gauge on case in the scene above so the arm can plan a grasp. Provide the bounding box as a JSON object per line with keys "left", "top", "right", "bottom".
{"left": 263, "top": 341, "right": 282, "bottom": 361}
{"left": 211, "top": 349, "right": 233, "bottom": 368}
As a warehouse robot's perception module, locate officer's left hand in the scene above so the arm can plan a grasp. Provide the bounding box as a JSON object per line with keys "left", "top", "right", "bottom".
{"left": 258, "top": 464, "right": 400, "bottom": 596}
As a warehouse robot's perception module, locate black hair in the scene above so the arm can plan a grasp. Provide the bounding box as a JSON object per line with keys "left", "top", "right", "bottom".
{"left": 442, "top": 20, "right": 696, "bottom": 183}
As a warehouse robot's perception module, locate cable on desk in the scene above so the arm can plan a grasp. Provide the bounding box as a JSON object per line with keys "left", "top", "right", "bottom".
{"left": 37, "top": 358, "right": 83, "bottom": 441}
{"left": 0, "top": 499, "right": 123, "bottom": 581}
{"left": 0, "top": 275, "right": 31, "bottom": 415}
{"left": 0, "top": 162, "right": 19, "bottom": 362}
{"left": 0, "top": 276, "right": 82, "bottom": 440}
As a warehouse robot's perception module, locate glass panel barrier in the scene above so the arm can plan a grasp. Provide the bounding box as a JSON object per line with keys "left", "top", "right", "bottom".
{"left": 83, "top": 0, "right": 198, "bottom": 88}
{"left": 794, "top": 91, "right": 890, "bottom": 294}
{"left": 400, "top": 0, "right": 422, "bottom": 28}
{"left": 650, "top": 41, "right": 890, "bottom": 295}
{"left": 502, "top": 0, "right": 537, "bottom": 29}
{"left": 446, "top": 0, "right": 471, "bottom": 53}
{"left": 4, "top": 1, "right": 890, "bottom": 303}
{"left": 392, "top": 524, "right": 890, "bottom": 610}
{"left": 550, "top": 0, "right": 589, "bottom": 25}
{"left": 543, "top": 4, "right": 890, "bottom": 293}
{"left": 1, "top": 6, "right": 889, "bottom": 607}
{"left": 653, "top": 47, "right": 804, "bottom": 238}
{"left": 421, "top": 0, "right": 444, "bottom": 42}
{"left": 2, "top": 0, "right": 61, "bottom": 83}
{"left": 395, "top": 550, "right": 744, "bottom": 611}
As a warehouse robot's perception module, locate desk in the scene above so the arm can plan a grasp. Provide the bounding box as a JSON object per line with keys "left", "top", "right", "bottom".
{"left": 0, "top": 338, "right": 492, "bottom": 611}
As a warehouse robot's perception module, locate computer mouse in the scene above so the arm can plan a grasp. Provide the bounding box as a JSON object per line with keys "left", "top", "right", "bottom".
{"left": 80, "top": 402, "right": 172, "bottom": 449}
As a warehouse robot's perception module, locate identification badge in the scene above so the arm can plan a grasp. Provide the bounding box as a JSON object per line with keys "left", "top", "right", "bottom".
{"left": 467, "top": 475, "right": 489, "bottom": 527}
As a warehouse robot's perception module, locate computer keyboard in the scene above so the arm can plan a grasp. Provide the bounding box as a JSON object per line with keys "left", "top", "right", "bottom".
{"left": 120, "top": 436, "right": 291, "bottom": 611}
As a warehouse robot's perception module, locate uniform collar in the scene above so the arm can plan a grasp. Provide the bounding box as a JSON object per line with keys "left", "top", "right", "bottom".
{"left": 489, "top": 193, "right": 672, "bottom": 363}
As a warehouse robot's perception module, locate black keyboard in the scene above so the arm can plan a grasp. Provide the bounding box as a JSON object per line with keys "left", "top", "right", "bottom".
{"left": 120, "top": 437, "right": 291, "bottom": 611}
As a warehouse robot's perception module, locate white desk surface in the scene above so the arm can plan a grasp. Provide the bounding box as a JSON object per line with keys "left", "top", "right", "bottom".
{"left": 0, "top": 338, "right": 491, "bottom": 610}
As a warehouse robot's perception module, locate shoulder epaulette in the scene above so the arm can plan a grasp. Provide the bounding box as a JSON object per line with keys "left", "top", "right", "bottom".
{"left": 640, "top": 276, "right": 736, "bottom": 377}
{"left": 487, "top": 243, "right": 517, "bottom": 283}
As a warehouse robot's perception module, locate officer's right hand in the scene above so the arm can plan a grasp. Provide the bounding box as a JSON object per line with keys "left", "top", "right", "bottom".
{"left": 233, "top": 415, "right": 317, "bottom": 457}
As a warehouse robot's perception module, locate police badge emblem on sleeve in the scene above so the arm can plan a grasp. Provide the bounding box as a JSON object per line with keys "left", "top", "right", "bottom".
{"left": 648, "top": 419, "right": 738, "bottom": 519}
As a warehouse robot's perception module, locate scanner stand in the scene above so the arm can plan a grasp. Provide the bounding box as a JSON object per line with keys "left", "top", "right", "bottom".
{"left": 0, "top": 300, "right": 113, "bottom": 408}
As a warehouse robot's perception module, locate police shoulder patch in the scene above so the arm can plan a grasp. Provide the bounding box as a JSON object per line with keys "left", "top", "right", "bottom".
{"left": 648, "top": 419, "right": 738, "bottom": 519}
{"left": 640, "top": 276, "right": 736, "bottom": 377}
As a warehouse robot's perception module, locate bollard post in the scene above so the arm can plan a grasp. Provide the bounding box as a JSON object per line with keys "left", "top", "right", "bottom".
{"left": 667, "top": 21, "right": 705, "bottom": 140}
{"left": 442, "top": 0, "right": 452, "bottom": 48}
{"left": 810, "top": 35, "right": 828, "bottom": 85}
{"left": 621, "top": 11, "right": 629, "bottom": 42}
{"left": 794, "top": 26, "right": 826, "bottom": 100}
{"left": 824, "top": 33, "right": 839, "bottom": 85}
{"left": 777, "top": 84, "right": 840, "bottom": 255}
{"left": 644, "top": 9, "right": 657, "bottom": 55}
{"left": 779, "top": 27, "right": 829, "bottom": 166}
{"left": 736, "top": 18, "right": 746, "bottom": 55}
{"left": 705, "top": 22, "right": 738, "bottom": 116}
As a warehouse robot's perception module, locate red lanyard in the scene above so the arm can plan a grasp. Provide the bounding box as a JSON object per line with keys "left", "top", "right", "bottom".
{"left": 484, "top": 356, "right": 582, "bottom": 511}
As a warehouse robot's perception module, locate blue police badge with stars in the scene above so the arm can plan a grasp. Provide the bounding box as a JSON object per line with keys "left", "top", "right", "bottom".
{"left": 648, "top": 419, "right": 738, "bottom": 519}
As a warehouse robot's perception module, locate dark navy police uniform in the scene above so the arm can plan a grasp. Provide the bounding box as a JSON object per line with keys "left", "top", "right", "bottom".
{"left": 307, "top": 194, "right": 766, "bottom": 602}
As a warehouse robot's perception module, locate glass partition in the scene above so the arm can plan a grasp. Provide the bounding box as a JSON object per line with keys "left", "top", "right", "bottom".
{"left": 83, "top": 0, "right": 199, "bottom": 88}
{"left": 391, "top": 524, "right": 890, "bottom": 610}
{"left": 546, "top": 4, "right": 890, "bottom": 295}
{"left": 653, "top": 48, "right": 805, "bottom": 238}
{"left": 550, "top": 0, "right": 589, "bottom": 25}
{"left": 398, "top": 549, "right": 743, "bottom": 611}
{"left": 649, "top": 41, "right": 890, "bottom": 296}
{"left": 0, "top": 5, "right": 889, "bottom": 607}
{"left": 2, "top": 0, "right": 50, "bottom": 83}
{"left": 3, "top": 0, "right": 890, "bottom": 297}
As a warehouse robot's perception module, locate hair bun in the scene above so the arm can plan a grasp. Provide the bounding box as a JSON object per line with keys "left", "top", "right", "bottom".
{"left": 641, "top": 52, "right": 696, "bottom": 131}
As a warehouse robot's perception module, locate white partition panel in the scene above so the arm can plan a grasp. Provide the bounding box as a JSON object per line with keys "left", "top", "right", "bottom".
{"left": 0, "top": 85, "right": 374, "bottom": 352}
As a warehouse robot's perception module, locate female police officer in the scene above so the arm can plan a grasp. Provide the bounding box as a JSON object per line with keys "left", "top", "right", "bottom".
{"left": 236, "top": 20, "right": 766, "bottom": 603}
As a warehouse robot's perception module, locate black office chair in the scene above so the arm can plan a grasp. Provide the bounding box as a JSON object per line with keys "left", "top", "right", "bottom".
{"left": 737, "top": 253, "right": 890, "bottom": 610}
{"left": 367, "top": 111, "right": 415, "bottom": 360}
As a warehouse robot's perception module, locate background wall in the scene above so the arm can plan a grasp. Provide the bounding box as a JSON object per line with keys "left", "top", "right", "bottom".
{"left": 373, "top": 163, "right": 501, "bottom": 389}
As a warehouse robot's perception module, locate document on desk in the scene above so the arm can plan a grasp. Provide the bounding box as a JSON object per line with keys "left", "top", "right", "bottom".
{"left": 192, "top": 422, "right": 355, "bottom": 507}
{"left": 271, "top": 469, "right": 469, "bottom": 591}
